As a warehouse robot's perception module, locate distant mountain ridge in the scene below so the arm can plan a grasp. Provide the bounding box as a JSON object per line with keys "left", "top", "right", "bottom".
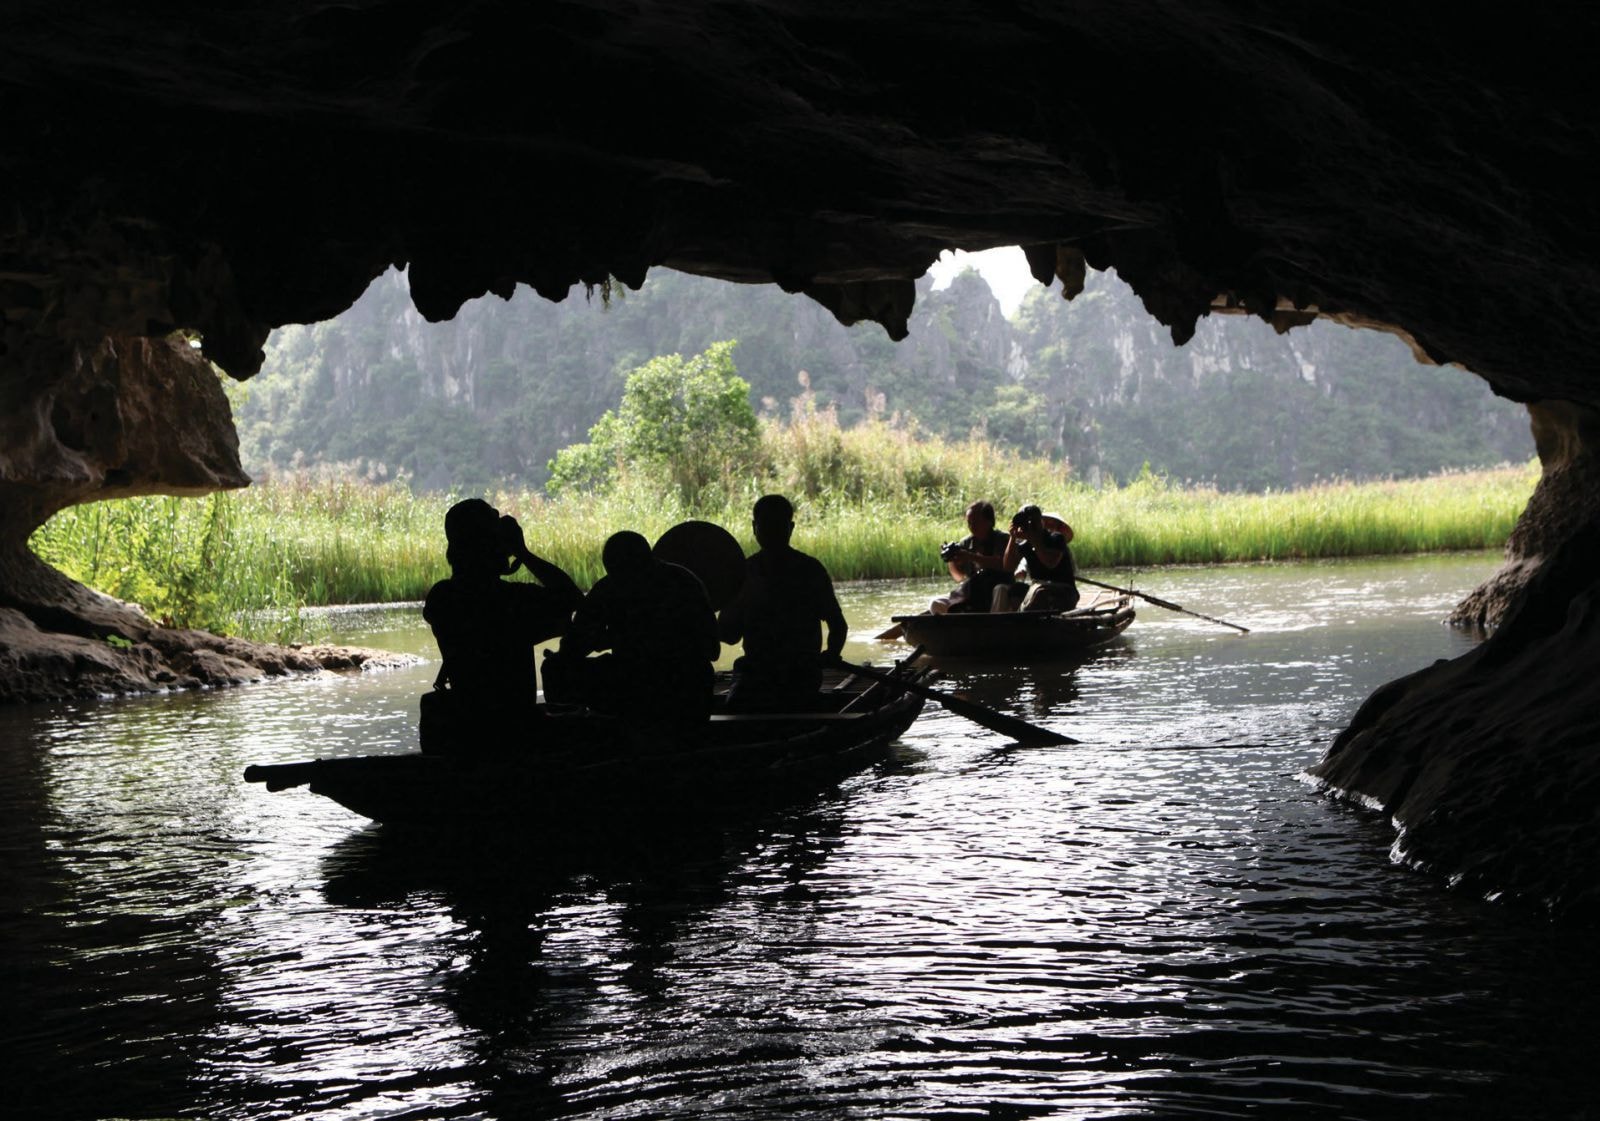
{"left": 235, "top": 266, "right": 1530, "bottom": 492}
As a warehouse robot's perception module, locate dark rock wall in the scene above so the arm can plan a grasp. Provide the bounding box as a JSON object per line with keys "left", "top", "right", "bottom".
{"left": 0, "top": 335, "right": 247, "bottom": 593}
{"left": 3, "top": 4, "right": 1599, "bottom": 402}
{"left": 1308, "top": 399, "right": 1600, "bottom": 919}
{"left": 1309, "top": 506, "right": 1600, "bottom": 919}
{"left": 0, "top": 335, "right": 410, "bottom": 700}
{"left": 1452, "top": 403, "right": 1600, "bottom": 630}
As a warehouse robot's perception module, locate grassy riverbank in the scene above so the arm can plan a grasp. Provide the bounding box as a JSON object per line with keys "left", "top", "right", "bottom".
{"left": 29, "top": 452, "right": 1537, "bottom": 641}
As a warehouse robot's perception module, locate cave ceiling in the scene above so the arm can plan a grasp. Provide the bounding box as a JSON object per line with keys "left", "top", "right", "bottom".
{"left": 4, "top": 2, "right": 1599, "bottom": 408}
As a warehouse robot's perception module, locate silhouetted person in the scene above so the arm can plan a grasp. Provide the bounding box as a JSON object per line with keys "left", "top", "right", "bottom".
{"left": 422, "top": 498, "right": 582, "bottom": 751}
{"left": 544, "top": 530, "right": 719, "bottom": 735}
{"left": 994, "top": 504, "right": 1080, "bottom": 612}
{"left": 718, "top": 494, "right": 847, "bottom": 711}
{"left": 930, "top": 499, "right": 1014, "bottom": 614}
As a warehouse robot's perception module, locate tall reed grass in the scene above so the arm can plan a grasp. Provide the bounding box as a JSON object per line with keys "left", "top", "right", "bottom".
{"left": 28, "top": 413, "right": 1538, "bottom": 640}
{"left": 29, "top": 489, "right": 311, "bottom": 642}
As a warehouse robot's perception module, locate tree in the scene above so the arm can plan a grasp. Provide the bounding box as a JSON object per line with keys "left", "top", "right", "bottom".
{"left": 547, "top": 339, "right": 762, "bottom": 506}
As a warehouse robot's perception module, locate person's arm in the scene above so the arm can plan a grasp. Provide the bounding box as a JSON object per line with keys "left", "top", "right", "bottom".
{"left": 422, "top": 580, "right": 444, "bottom": 628}
{"left": 504, "top": 517, "right": 582, "bottom": 612}
{"left": 681, "top": 570, "right": 722, "bottom": 661}
{"left": 560, "top": 580, "right": 612, "bottom": 658}
{"left": 1027, "top": 528, "right": 1066, "bottom": 571}
{"left": 1001, "top": 533, "right": 1024, "bottom": 576}
{"left": 717, "top": 584, "right": 745, "bottom": 645}
{"left": 946, "top": 556, "right": 970, "bottom": 582}
{"left": 422, "top": 583, "right": 458, "bottom": 688}
{"left": 819, "top": 569, "right": 847, "bottom": 661}
{"left": 967, "top": 546, "right": 1007, "bottom": 571}
{"left": 697, "top": 608, "right": 722, "bottom": 661}
{"left": 522, "top": 550, "right": 581, "bottom": 608}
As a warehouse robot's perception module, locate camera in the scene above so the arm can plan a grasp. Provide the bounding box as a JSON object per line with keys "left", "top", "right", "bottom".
{"left": 939, "top": 541, "right": 962, "bottom": 562}
{"left": 1010, "top": 504, "right": 1042, "bottom": 531}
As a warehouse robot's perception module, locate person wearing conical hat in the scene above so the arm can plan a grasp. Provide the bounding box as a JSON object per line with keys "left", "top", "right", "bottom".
{"left": 993, "top": 504, "right": 1080, "bottom": 613}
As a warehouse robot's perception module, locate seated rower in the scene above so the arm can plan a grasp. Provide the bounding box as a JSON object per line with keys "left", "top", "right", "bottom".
{"left": 930, "top": 499, "right": 1014, "bottom": 614}
{"left": 718, "top": 494, "right": 847, "bottom": 712}
{"left": 543, "top": 530, "right": 720, "bottom": 736}
{"left": 422, "top": 499, "right": 582, "bottom": 752}
{"left": 992, "top": 504, "right": 1081, "bottom": 613}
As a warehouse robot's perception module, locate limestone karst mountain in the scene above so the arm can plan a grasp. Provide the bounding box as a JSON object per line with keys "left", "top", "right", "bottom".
{"left": 239, "top": 267, "right": 1530, "bottom": 491}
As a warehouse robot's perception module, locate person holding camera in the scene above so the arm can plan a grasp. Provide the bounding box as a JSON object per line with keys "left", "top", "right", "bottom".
{"left": 929, "top": 499, "right": 1014, "bottom": 614}
{"left": 422, "top": 498, "right": 583, "bottom": 749}
{"left": 994, "top": 504, "right": 1080, "bottom": 613}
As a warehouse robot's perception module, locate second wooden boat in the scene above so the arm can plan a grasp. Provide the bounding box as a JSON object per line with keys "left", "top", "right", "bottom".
{"left": 891, "top": 595, "right": 1135, "bottom": 659}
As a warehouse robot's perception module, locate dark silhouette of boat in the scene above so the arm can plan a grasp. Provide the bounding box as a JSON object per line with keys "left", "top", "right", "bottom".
{"left": 244, "top": 664, "right": 929, "bottom": 831}
{"left": 891, "top": 595, "right": 1135, "bottom": 659}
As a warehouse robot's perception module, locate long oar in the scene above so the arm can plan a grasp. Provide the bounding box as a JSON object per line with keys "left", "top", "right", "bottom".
{"left": 1078, "top": 575, "right": 1250, "bottom": 633}
{"left": 838, "top": 656, "right": 1078, "bottom": 746}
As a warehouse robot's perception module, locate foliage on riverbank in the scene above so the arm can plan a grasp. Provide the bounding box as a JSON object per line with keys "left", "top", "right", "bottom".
{"left": 29, "top": 431, "right": 1537, "bottom": 641}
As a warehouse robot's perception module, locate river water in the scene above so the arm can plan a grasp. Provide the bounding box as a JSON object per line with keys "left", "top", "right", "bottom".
{"left": 2, "top": 553, "right": 1592, "bottom": 1120}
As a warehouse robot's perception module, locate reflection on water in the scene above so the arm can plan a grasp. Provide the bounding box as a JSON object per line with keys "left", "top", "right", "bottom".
{"left": 2, "top": 553, "right": 1592, "bottom": 1119}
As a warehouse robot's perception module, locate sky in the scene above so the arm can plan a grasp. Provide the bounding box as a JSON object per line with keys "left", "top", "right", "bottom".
{"left": 925, "top": 246, "right": 1047, "bottom": 318}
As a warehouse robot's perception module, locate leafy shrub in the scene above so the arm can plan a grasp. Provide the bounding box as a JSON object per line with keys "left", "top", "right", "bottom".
{"left": 548, "top": 340, "right": 762, "bottom": 509}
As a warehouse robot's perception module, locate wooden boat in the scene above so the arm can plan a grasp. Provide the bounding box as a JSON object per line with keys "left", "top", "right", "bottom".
{"left": 891, "top": 593, "right": 1135, "bottom": 659}
{"left": 243, "top": 663, "right": 930, "bottom": 832}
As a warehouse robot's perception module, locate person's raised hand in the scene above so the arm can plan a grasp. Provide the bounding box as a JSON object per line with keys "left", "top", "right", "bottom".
{"left": 499, "top": 515, "right": 528, "bottom": 557}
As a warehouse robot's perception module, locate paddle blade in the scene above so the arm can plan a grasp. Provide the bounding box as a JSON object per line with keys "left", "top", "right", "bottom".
{"left": 834, "top": 655, "right": 1079, "bottom": 747}
{"left": 938, "top": 692, "right": 1078, "bottom": 746}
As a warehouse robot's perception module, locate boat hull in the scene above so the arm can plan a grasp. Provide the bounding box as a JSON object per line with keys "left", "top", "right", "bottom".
{"left": 246, "top": 672, "right": 927, "bottom": 831}
{"left": 893, "top": 598, "right": 1134, "bottom": 659}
